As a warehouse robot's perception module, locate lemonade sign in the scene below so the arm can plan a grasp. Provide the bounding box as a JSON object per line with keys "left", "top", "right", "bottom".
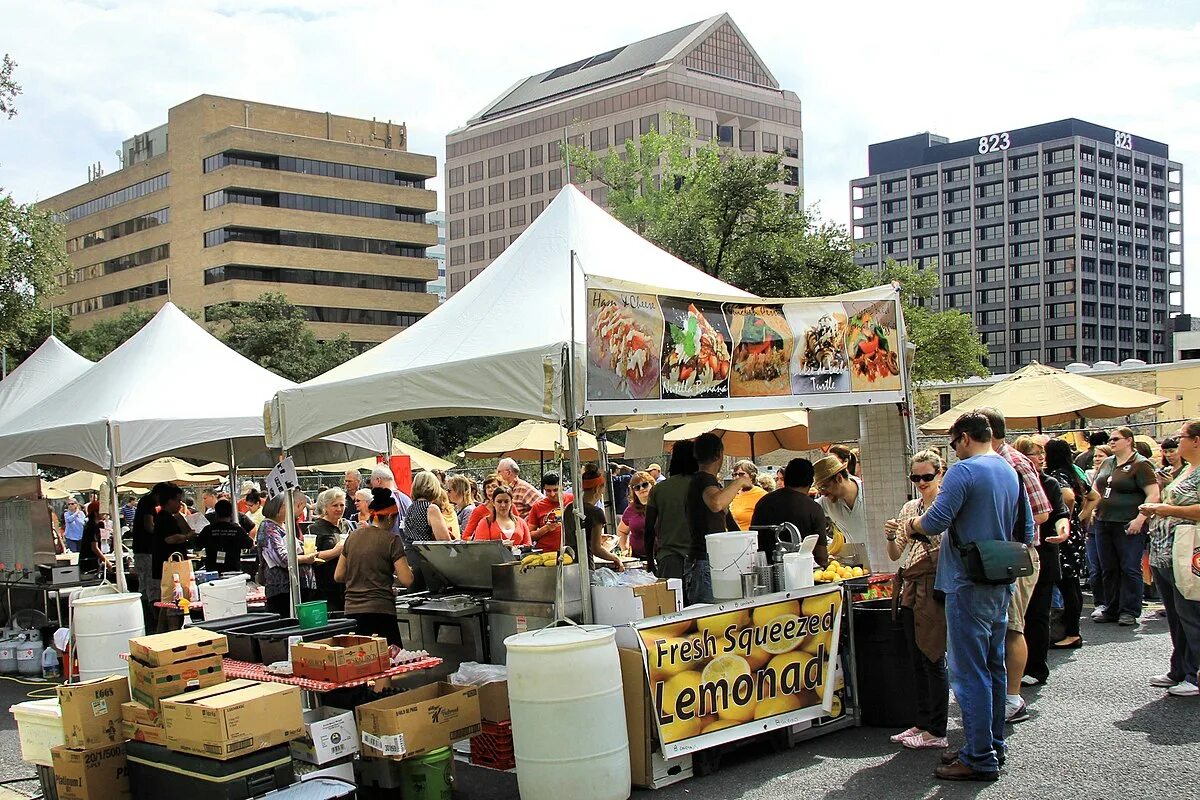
{"left": 636, "top": 586, "right": 843, "bottom": 756}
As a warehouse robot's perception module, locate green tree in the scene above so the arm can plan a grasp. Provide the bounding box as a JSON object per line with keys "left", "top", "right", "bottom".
{"left": 206, "top": 292, "right": 351, "bottom": 382}
{"left": 66, "top": 306, "right": 154, "bottom": 361}
{"left": 0, "top": 54, "right": 19, "bottom": 119}
{"left": 566, "top": 122, "right": 988, "bottom": 383}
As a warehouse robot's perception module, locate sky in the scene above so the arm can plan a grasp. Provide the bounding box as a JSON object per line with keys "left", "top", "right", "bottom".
{"left": 1, "top": 0, "right": 1197, "bottom": 310}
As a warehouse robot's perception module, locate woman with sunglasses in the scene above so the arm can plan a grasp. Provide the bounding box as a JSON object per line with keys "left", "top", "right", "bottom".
{"left": 617, "top": 471, "right": 655, "bottom": 558}
{"left": 1092, "top": 426, "right": 1160, "bottom": 625}
{"left": 729, "top": 460, "right": 768, "bottom": 531}
{"left": 882, "top": 450, "right": 949, "bottom": 751}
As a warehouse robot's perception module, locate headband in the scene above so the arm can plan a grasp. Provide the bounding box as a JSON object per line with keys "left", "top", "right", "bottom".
{"left": 581, "top": 474, "right": 606, "bottom": 490}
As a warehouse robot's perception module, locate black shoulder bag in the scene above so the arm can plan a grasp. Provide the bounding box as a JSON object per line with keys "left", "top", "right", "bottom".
{"left": 949, "top": 480, "right": 1035, "bottom": 585}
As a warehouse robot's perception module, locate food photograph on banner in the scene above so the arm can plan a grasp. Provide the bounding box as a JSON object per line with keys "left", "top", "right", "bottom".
{"left": 636, "top": 587, "right": 844, "bottom": 756}
{"left": 727, "top": 304, "right": 794, "bottom": 398}
{"left": 586, "top": 286, "right": 664, "bottom": 401}
{"left": 659, "top": 298, "right": 732, "bottom": 400}
{"left": 784, "top": 302, "right": 851, "bottom": 395}
{"left": 843, "top": 298, "right": 903, "bottom": 392}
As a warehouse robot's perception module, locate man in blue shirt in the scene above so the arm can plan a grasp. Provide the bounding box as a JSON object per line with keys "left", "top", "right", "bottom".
{"left": 909, "top": 411, "right": 1034, "bottom": 782}
{"left": 62, "top": 499, "right": 86, "bottom": 553}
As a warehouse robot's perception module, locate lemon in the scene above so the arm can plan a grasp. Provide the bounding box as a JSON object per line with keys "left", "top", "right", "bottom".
{"left": 744, "top": 640, "right": 772, "bottom": 671}
{"left": 801, "top": 592, "right": 842, "bottom": 622}
{"left": 758, "top": 615, "right": 803, "bottom": 655}
{"left": 696, "top": 610, "right": 750, "bottom": 648}
{"left": 659, "top": 671, "right": 705, "bottom": 742}
{"left": 851, "top": 566, "right": 865, "bottom": 578}
{"left": 801, "top": 628, "right": 833, "bottom": 656}
{"left": 751, "top": 600, "right": 800, "bottom": 627}
{"left": 701, "top": 654, "right": 756, "bottom": 722}
{"left": 701, "top": 718, "right": 741, "bottom": 734}
{"left": 829, "top": 693, "right": 843, "bottom": 718}
{"left": 753, "top": 690, "right": 805, "bottom": 720}
{"left": 642, "top": 634, "right": 703, "bottom": 682}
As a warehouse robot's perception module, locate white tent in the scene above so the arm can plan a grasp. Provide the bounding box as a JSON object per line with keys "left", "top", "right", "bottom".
{"left": 0, "top": 303, "right": 387, "bottom": 473}
{"left": 0, "top": 336, "right": 94, "bottom": 478}
{"left": 269, "top": 185, "right": 754, "bottom": 449}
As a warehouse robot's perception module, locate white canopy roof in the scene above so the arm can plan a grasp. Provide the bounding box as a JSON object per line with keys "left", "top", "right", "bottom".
{"left": 0, "top": 304, "right": 387, "bottom": 472}
{"left": 271, "top": 186, "right": 754, "bottom": 448}
{"left": 0, "top": 336, "right": 94, "bottom": 477}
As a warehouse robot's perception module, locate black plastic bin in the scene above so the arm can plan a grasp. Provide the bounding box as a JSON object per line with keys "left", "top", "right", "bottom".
{"left": 193, "top": 612, "right": 279, "bottom": 634}
{"left": 125, "top": 740, "right": 294, "bottom": 800}
{"left": 852, "top": 598, "right": 920, "bottom": 728}
{"left": 255, "top": 617, "right": 357, "bottom": 664}
{"left": 226, "top": 617, "right": 299, "bottom": 662}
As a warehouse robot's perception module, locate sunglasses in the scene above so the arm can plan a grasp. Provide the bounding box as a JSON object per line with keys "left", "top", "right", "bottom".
{"left": 909, "top": 473, "right": 937, "bottom": 483}
{"left": 633, "top": 482, "right": 651, "bottom": 490}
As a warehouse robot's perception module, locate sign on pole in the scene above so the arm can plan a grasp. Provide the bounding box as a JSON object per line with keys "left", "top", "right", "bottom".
{"left": 265, "top": 456, "right": 299, "bottom": 499}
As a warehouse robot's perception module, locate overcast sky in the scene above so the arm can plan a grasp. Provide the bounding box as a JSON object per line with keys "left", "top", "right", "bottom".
{"left": 2, "top": 0, "right": 1196, "bottom": 310}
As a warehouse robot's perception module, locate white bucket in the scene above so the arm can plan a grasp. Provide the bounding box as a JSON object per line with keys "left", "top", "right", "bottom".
{"left": 505, "top": 625, "right": 630, "bottom": 800}
{"left": 71, "top": 589, "right": 145, "bottom": 682}
{"left": 11, "top": 699, "right": 65, "bottom": 767}
{"left": 783, "top": 552, "right": 816, "bottom": 590}
{"left": 705, "top": 531, "right": 759, "bottom": 600}
{"left": 200, "top": 574, "right": 249, "bottom": 621}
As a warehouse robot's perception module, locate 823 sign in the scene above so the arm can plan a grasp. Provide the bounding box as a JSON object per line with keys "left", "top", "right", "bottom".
{"left": 978, "top": 132, "right": 1011, "bottom": 153}
{"left": 1114, "top": 130, "right": 1132, "bottom": 149}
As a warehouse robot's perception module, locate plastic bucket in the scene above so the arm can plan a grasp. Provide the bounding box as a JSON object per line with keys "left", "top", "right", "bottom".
{"left": 505, "top": 625, "right": 630, "bottom": 800}
{"left": 705, "top": 532, "right": 759, "bottom": 600}
{"left": 11, "top": 699, "right": 65, "bottom": 767}
{"left": 783, "top": 552, "right": 816, "bottom": 590}
{"left": 71, "top": 588, "right": 145, "bottom": 682}
{"left": 297, "top": 600, "right": 328, "bottom": 630}
{"left": 400, "top": 747, "right": 453, "bottom": 800}
{"left": 199, "top": 574, "right": 249, "bottom": 620}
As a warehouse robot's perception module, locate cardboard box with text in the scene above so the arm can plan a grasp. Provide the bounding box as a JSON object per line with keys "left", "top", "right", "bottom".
{"left": 291, "top": 635, "right": 388, "bottom": 683}
{"left": 58, "top": 675, "right": 130, "bottom": 749}
{"left": 128, "top": 628, "right": 228, "bottom": 667}
{"left": 356, "top": 682, "right": 480, "bottom": 761}
{"left": 52, "top": 742, "right": 130, "bottom": 800}
{"left": 162, "top": 679, "right": 304, "bottom": 760}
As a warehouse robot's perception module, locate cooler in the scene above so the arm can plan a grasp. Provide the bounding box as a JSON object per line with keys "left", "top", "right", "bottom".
{"left": 124, "top": 740, "right": 295, "bottom": 800}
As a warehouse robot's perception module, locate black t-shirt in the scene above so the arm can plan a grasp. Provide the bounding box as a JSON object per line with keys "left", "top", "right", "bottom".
{"left": 79, "top": 520, "right": 101, "bottom": 573}
{"left": 749, "top": 488, "right": 828, "bottom": 554}
{"left": 562, "top": 501, "right": 607, "bottom": 565}
{"left": 152, "top": 511, "right": 189, "bottom": 579}
{"left": 309, "top": 518, "right": 343, "bottom": 598}
{"left": 195, "top": 520, "right": 254, "bottom": 572}
{"left": 205, "top": 510, "right": 256, "bottom": 533}
{"left": 131, "top": 508, "right": 155, "bottom": 555}
{"left": 686, "top": 472, "right": 735, "bottom": 558}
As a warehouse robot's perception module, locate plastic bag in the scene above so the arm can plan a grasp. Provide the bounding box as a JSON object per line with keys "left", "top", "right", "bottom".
{"left": 615, "top": 568, "right": 658, "bottom": 586}
{"left": 591, "top": 567, "right": 621, "bottom": 586}
{"left": 449, "top": 661, "right": 508, "bottom": 686}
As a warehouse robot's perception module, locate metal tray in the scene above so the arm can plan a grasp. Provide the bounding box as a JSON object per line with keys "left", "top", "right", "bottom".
{"left": 490, "top": 562, "right": 583, "bottom": 604}
{"left": 413, "top": 540, "right": 517, "bottom": 590}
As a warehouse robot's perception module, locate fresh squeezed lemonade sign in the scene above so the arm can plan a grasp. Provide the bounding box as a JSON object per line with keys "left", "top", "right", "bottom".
{"left": 637, "top": 587, "right": 843, "bottom": 756}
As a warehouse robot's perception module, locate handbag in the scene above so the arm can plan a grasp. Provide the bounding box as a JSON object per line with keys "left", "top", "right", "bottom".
{"left": 949, "top": 481, "right": 1035, "bottom": 585}
{"left": 1173, "top": 523, "right": 1200, "bottom": 601}
{"left": 159, "top": 552, "right": 196, "bottom": 598}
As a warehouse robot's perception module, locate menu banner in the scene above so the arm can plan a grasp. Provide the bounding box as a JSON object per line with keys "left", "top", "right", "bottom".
{"left": 636, "top": 587, "right": 844, "bottom": 757}
{"left": 584, "top": 280, "right": 904, "bottom": 416}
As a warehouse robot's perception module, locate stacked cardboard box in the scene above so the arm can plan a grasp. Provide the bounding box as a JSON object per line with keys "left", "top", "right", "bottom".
{"left": 51, "top": 676, "right": 132, "bottom": 800}
{"left": 160, "top": 678, "right": 305, "bottom": 759}
{"left": 124, "top": 628, "right": 228, "bottom": 748}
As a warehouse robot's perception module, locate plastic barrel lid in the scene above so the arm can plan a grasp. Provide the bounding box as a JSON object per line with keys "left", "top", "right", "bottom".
{"left": 504, "top": 624, "right": 615, "bottom": 651}
{"left": 72, "top": 592, "right": 143, "bottom": 606}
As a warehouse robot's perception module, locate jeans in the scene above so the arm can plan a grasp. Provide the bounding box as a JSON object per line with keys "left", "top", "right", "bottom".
{"left": 655, "top": 553, "right": 687, "bottom": 583}
{"left": 1151, "top": 565, "right": 1200, "bottom": 686}
{"left": 685, "top": 558, "right": 713, "bottom": 604}
{"left": 945, "top": 583, "right": 1010, "bottom": 773}
{"left": 1085, "top": 531, "right": 1104, "bottom": 604}
{"left": 900, "top": 606, "right": 949, "bottom": 737}
{"left": 65, "top": 539, "right": 81, "bottom": 553}
{"left": 1095, "top": 521, "right": 1147, "bottom": 618}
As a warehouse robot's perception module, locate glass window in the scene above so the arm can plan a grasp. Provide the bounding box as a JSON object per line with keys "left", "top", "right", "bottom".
{"left": 508, "top": 150, "right": 525, "bottom": 172}
{"left": 509, "top": 205, "right": 526, "bottom": 227}
{"left": 530, "top": 173, "right": 543, "bottom": 194}
{"left": 615, "top": 121, "right": 634, "bottom": 147}
{"left": 469, "top": 215, "right": 484, "bottom": 235}
{"left": 448, "top": 167, "right": 464, "bottom": 188}
{"left": 548, "top": 140, "right": 561, "bottom": 162}
{"left": 548, "top": 168, "right": 562, "bottom": 191}
{"left": 449, "top": 193, "right": 464, "bottom": 213}
{"left": 639, "top": 114, "right": 658, "bottom": 135}
{"left": 529, "top": 144, "right": 544, "bottom": 167}
{"left": 509, "top": 177, "right": 525, "bottom": 200}
{"left": 590, "top": 127, "right": 609, "bottom": 151}
{"left": 468, "top": 161, "right": 483, "bottom": 182}
{"left": 488, "top": 183, "right": 505, "bottom": 204}
{"left": 66, "top": 208, "right": 169, "bottom": 253}
{"left": 62, "top": 173, "right": 170, "bottom": 222}
{"left": 718, "top": 125, "right": 734, "bottom": 147}
{"left": 782, "top": 137, "right": 799, "bottom": 158}
{"left": 488, "top": 156, "right": 505, "bottom": 178}
{"left": 469, "top": 189, "right": 484, "bottom": 209}
{"left": 489, "top": 210, "right": 505, "bottom": 231}
{"left": 695, "top": 119, "right": 713, "bottom": 141}
{"left": 448, "top": 219, "right": 464, "bottom": 240}
{"left": 739, "top": 130, "right": 755, "bottom": 151}
{"left": 762, "top": 132, "right": 778, "bottom": 153}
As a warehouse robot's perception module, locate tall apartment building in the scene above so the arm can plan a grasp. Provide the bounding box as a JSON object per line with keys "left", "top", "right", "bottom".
{"left": 851, "top": 120, "right": 1184, "bottom": 371}
{"left": 444, "top": 13, "right": 802, "bottom": 295}
{"left": 41, "top": 95, "right": 439, "bottom": 345}
{"left": 426, "top": 211, "right": 447, "bottom": 302}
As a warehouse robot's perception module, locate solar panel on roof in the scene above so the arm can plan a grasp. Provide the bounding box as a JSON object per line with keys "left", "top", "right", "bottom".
{"left": 540, "top": 46, "right": 627, "bottom": 82}
{"left": 583, "top": 46, "right": 624, "bottom": 68}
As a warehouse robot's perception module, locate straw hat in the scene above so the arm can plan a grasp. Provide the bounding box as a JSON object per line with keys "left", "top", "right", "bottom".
{"left": 812, "top": 455, "right": 848, "bottom": 487}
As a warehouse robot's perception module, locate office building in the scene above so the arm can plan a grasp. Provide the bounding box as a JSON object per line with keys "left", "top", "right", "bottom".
{"left": 444, "top": 13, "right": 802, "bottom": 295}
{"left": 427, "top": 211, "right": 447, "bottom": 302}
{"left": 41, "top": 95, "right": 439, "bottom": 344}
{"left": 850, "top": 120, "right": 1184, "bottom": 370}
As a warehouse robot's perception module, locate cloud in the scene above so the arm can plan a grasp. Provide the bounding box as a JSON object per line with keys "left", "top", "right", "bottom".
{"left": 1, "top": 0, "right": 1195, "bottom": 310}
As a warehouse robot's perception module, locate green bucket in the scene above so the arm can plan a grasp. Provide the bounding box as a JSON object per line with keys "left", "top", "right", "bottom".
{"left": 296, "top": 600, "right": 328, "bottom": 629}
{"left": 400, "top": 747, "right": 454, "bottom": 800}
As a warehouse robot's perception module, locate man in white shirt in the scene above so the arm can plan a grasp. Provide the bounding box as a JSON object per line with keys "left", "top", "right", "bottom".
{"left": 813, "top": 454, "right": 866, "bottom": 546}
{"left": 370, "top": 464, "right": 413, "bottom": 534}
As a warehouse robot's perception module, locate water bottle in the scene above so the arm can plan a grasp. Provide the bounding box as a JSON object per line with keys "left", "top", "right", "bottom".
{"left": 41, "top": 646, "right": 60, "bottom": 680}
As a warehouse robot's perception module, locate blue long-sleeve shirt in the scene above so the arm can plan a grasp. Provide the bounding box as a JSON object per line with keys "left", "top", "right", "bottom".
{"left": 921, "top": 453, "right": 1035, "bottom": 594}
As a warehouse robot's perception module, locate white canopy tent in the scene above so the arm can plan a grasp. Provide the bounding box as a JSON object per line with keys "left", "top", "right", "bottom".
{"left": 0, "top": 305, "right": 388, "bottom": 590}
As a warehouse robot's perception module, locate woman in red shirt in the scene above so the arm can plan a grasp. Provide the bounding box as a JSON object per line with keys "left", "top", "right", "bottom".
{"left": 464, "top": 474, "right": 501, "bottom": 539}
{"left": 471, "top": 487, "right": 532, "bottom": 547}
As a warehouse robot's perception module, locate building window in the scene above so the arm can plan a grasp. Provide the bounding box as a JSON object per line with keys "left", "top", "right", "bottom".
{"left": 449, "top": 247, "right": 465, "bottom": 267}
{"left": 64, "top": 243, "right": 170, "bottom": 286}
{"left": 448, "top": 167, "right": 464, "bottom": 188}
{"left": 739, "top": 129, "right": 755, "bottom": 151}
{"left": 489, "top": 237, "right": 506, "bottom": 258}
{"left": 469, "top": 241, "right": 485, "bottom": 262}
{"left": 469, "top": 215, "right": 484, "bottom": 235}
{"left": 468, "top": 161, "right": 483, "bottom": 182}
{"left": 203, "top": 189, "right": 426, "bottom": 223}
{"left": 203, "top": 227, "right": 425, "bottom": 258}
{"left": 448, "top": 219, "right": 464, "bottom": 240}
{"left": 508, "top": 150, "right": 525, "bottom": 172}
{"left": 66, "top": 279, "right": 168, "bottom": 315}
{"left": 782, "top": 137, "right": 799, "bottom": 158}
{"left": 62, "top": 173, "right": 169, "bottom": 222}
{"left": 944, "top": 166, "right": 969, "bottom": 183}
{"left": 548, "top": 140, "right": 561, "bottom": 162}
{"left": 449, "top": 271, "right": 466, "bottom": 291}
{"left": 488, "top": 210, "right": 505, "bottom": 232}
{"left": 530, "top": 173, "right": 544, "bottom": 195}
{"left": 449, "top": 193, "right": 464, "bottom": 213}
{"left": 509, "top": 177, "right": 525, "bottom": 200}
{"left": 591, "top": 127, "right": 609, "bottom": 151}
{"left": 509, "top": 205, "right": 526, "bottom": 227}
{"left": 717, "top": 125, "right": 734, "bottom": 146}
{"left": 639, "top": 114, "right": 659, "bottom": 135}
{"left": 529, "top": 144, "right": 544, "bottom": 167}
{"left": 548, "top": 169, "right": 562, "bottom": 191}
{"left": 615, "top": 121, "right": 634, "bottom": 147}
{"left": 469, "top": 189, "right": 484, "bottom": 209}
{"left": 205, "top": 151, "right": 427, "bottom": 188}
{"left": 203, "top": 264, "right": 425, "bottom": 293}
{"left": 530, "top": 200, "right": 545, "bottom": 219}
{"left": 762, "top": 132, "right": 778, "bottom": 153}
{"left": 66, "top": 208, "right": 169, "bottom": 253}
{"left": 696, "top": 119, "right": 713, "bottom": 141}
{"left": 488, "top": 156, "right": 504, "bottom": 178}
{"left": 591, "top": 186, "right": 609, "bottom": 205}
{"left": 488, "top": 183, "right": 505, "bottom": 204}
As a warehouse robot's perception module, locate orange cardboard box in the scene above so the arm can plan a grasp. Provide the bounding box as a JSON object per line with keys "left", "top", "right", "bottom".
{"left": 291, "top": 635, "right": 388, "bottom": 683}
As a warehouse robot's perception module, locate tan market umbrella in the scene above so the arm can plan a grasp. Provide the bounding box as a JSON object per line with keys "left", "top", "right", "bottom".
{"left": 921, "top": 362, "right": 1169, "bottom": 434}
{"left": 463, "top": 420, "right": 624, "bottom": 463}
{"left": 663, "top": 411, "right": 817, "bottom": 461}
{"left": 41, "top": 481, "right": 72, "bottom": 500}
{"left": 309, "top": 439, "right": 455, "bottom": 474}
{"left": 118, "top": 457, "right": 221, "bottom": 488}
{"left": 189, "top": 461, "right": 275, "bottom": 476}
{"left": 48, "top": 470, "right": 108, "bottom": 494}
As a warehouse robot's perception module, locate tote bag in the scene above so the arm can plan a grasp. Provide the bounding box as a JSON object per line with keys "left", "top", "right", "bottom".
{"left": 1173, "top": 523, "right": 1200, "bottom": 601}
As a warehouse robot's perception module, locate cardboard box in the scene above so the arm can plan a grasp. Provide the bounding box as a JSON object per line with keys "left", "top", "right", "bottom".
{"left": 356, "top": 682, "right": 481, "bottom": 761}
{"left": 58, "top": 675, "right": 130, "bottom": 749}
{"left": 593, "top": 579, "right": 684, "bottom": 648}
{"left": 119, "top": 700, "right": 159, "bottom": 728}
{"left": 161, "top": 679, "right": 304, "bottom": 760}
{"left": 290, "top": 707, "right": 359, "bottom": 765}
{"left": 476, "top": 681, "right": 510, "bottom": 723}
{"left": 128, "top": 628, "right": 228, "bottom": 667}
{"left": 128, "top": 653, "right": 224, "bottom": 711}
{"left": 619, "top": 647, "right": 693, "bottom": 789}
{"left": 122, "top": 720, "right": 166, "bottom": 747}
{"left": 51, "top": 742, "right": 130, "bottom": 800}
{"left": 290, "top": 635, "right": 388, "bottom": 683}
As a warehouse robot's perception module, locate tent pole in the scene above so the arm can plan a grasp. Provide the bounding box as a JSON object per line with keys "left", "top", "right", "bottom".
{"left": 282, "top": 450, "right": 302, "bottom": 616}
{"left": 226, "top": 439, "right": 238, "bottom": 514}
{"left": 566, "top": 249, "right": 592, "bottom": 624}
{"left": 105, "top": 421, "right": 127, "bottom": 592}
{"left": 894, "top": 289, "right": 919, "bottom": 460}
{"left": 750, "top": 436, "right": 756, "bottom": 466}
{"left": 596, "top": 428, "right": 616, "bottom": 538}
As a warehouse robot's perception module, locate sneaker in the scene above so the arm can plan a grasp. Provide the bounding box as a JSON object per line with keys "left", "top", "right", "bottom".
{"left": 941, "top": 749, "right": 1006, "bottom": 768}
{"left": 1149, "top": 674, "right": 1179, "bottom": 688}
{"left": 1118, "top": 613, "right": 1138, "bottom": 626}
{"left": 1091, "top": 608, "right": 1115, "bottom": 623}
{"left": 1005, "top": 699, "right": 1030, "bottom": 724}
{"left": 1167, "top": 682, "right": 1199, "bottom": 697}
{"left": 890, "top": 726, "right": 922, "bottom": 743}
{"left": 1020, "top": 675, "right": 1044, "bottom": 687}
{"left": 901, "top": 733, "right": 949, "bottom": 750}
{"left": 934, "top": 760, "right": 1000, "bottom": 782}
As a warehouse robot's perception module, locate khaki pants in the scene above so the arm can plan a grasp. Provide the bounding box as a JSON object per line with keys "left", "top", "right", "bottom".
{"left": 1006, "top": 548, "right": 1041, "bottom": 633}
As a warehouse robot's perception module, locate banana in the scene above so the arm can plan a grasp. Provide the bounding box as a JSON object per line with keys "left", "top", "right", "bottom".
{"left": 521, "top": 554, "right": 542, "bottom": 567}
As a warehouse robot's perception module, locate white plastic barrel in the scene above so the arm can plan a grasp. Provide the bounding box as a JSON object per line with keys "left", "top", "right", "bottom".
{"left": 11, "top": 699, "right": 65, "bottom": 766}
{"left": 200, "top": 574, "right": 249, "bottom": 620}
{"left": 705, "top": 531, "right": 759, "bottom": 600}
{"left": 71, "top": 588, "right": 144, "bottom": 682}
{"left": 783, "top": 552, "right": 816, "bottom": 590}
{"left": 505, "top": 625, "right": 630, "bottom": 800}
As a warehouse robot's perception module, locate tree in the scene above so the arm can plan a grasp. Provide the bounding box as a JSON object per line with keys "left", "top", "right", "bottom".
{"left": 66, "top": 306, "right": 154, "bottom": 361}
{"left": 206, "top": 292, "right": 351, "bottom": 382}
{"left": 567, "top": 122, "right": 989, "bottom": 383}
{"left": 0, "top": 54, "right": 19, "bottom": 119}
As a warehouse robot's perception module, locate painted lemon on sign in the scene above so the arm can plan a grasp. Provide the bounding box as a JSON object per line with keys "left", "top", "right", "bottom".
{"left": 696, "top": 610, "right": 751, "bottom": 650}
{"left": 659, "top": 670, "right": 705, "bottom": 741}
{"left": 701, "top": 718, "right": 741, "bottom": 734}
{"left": 701, "top": 654, "right": 756, "bottom": 722}
{"left": 644, "top": 634, "right": 707, "bottom": 682}
{"left": 751, "top": 600, "right": 800, "bottom": 628}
